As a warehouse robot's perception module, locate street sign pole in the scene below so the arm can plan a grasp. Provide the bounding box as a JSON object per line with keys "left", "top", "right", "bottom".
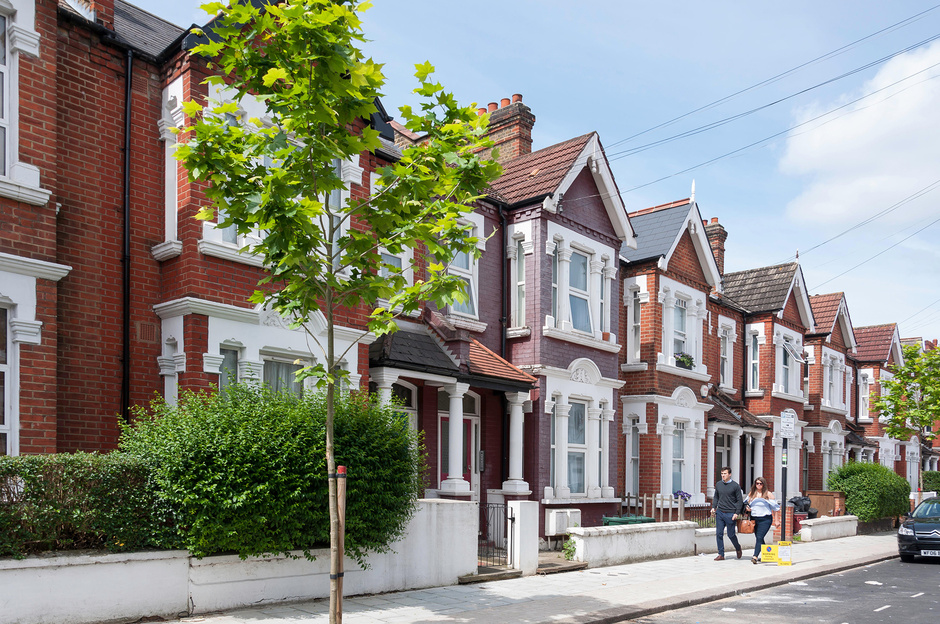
{"left": 781, "top": 436, "right": 788, "bottom": 542}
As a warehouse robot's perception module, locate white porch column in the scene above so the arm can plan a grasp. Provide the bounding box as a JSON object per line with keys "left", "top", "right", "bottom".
{"left": 554, "top": 402, "right": 571, "bottom": 498}
{"left": 441, "top": 382, "right": 471, "bottom": 494}
{"left": 693, "top": 300, "right": 707, "bottom": 374}
{"left": 371, "top": 369, "right": 400, "bottom": 406}
{"left": 602, "top": 264, "right": 617, "bottom": 335}
{"left": 692, "top": 426, "right": 706, "bottom": 500}
{"left": 502, "top": 392, "right": 530, "bottom": 494}
{"left": 587, "top": 407, "right": 603, "bottom": 497}
{"left": 557, "top": 247, "right": 572, "bottom": 330}
{"left": 706, "top": 424, "right": 716, "bottom": 498}
{"left": 660, "top": 289, "right": 676, "bottom": 363}
{"left": 754, "top": 432, "right": 766, "bottom": 483}
{"left": 730, "top": 430, "right": 742, "bottom": 484}
{"left": 601, "top": 406, "right": 615, "bottom": 497}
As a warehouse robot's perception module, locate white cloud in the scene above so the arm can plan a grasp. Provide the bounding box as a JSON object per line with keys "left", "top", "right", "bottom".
{"left": 780, "top": 40, "right": 940, "bottom": 226}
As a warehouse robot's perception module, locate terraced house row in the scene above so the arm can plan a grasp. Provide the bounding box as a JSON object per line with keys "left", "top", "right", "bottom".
{"left": 1, "top": 0, "right": 937, "bottom": 539}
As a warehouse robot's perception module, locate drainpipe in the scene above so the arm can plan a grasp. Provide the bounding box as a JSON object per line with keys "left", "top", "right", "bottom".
{"left": 120, "top": 49, "right": 134, "bottom": 423}
{"left": 499, "top": 203, "right": 509, "bottom": 482}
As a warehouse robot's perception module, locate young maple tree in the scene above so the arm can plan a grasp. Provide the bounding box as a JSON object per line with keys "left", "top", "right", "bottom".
{"left": 874, "top": 343, "right": 940, "bottom": 491}
{"left": 174, "top": 1, "right": 501, "bottom": 620}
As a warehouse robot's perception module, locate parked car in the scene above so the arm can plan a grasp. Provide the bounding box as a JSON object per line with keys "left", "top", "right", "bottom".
{"left": 898, "top": 496, "right": 940, "bottom": 563}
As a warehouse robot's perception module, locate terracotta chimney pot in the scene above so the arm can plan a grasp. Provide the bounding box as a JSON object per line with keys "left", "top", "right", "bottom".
{"left": 488, "top": 102, "right": 498, "bottom": 112}
{"left": 477, "top": 107, "right": 486, "bottom": 116}
{"left": 512, "top": 93, "right": 523, "bottom": 103}
{"left": 500, "top": 97, "right": 511, "bottom": 108}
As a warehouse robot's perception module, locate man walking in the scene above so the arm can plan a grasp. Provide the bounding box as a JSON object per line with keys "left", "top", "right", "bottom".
{"left": 710, "top": 467, "right": 744, "bottom": 560}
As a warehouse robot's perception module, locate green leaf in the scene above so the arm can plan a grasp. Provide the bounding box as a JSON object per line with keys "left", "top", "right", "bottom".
{"left": 263, "top": 67, "right": 289, "bottom": 87}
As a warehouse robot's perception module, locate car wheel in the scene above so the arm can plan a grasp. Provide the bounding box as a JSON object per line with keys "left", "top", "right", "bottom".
{"left": 900, "top": 554, "right": 915, "bottom": 563}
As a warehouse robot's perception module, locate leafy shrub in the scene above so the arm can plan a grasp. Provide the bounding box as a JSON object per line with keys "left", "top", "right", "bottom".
{"left": 0, "top": 452, "right": 174, "bottom": 558}
{"left": 120, "top": 384, "right": 424, "bottom": 562}
{"left": 923, "top": 470, "right": 940, "bottom": 493}
{"left": 827, "top": 461, "right": 910, "bottom": 522}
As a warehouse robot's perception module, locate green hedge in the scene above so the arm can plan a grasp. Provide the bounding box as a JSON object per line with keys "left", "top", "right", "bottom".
{"left": 120, "top": 384, "right": 425, "bottom": 562}
{"left": 0, "top": 452, "right": 175, "bottom": 558}
{"left": 827, "top": 461, "right": 910, "bottom": 522}
{"left": 923, "top": 471, "right": 940, "bottom": 493}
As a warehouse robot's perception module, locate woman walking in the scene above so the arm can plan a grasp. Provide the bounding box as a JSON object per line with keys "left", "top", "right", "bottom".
{"left": 745, "top": 477, "right": 780, "bottom": 564}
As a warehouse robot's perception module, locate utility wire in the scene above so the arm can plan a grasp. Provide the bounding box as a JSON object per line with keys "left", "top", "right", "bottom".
{"left": 810, "top": 215, "right": 940, "bottom": 290}
{"left": 605, "top": 3, "right": 940, "bottom": 150}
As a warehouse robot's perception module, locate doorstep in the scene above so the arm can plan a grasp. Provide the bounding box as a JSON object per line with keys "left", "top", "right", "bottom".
{"left": 536, "top": 549, "right": 588, "bottom": 575}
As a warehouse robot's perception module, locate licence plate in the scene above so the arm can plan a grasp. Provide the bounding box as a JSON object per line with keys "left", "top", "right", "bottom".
{"left": 920, "top": 550, "right": 940, "bottom": 557}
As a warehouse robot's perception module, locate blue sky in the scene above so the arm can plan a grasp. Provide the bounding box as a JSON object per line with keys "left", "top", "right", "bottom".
{"left": 132, "top": 0, "right": 940, "bottom": 343}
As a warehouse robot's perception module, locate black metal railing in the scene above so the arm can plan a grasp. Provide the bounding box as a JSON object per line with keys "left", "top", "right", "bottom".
{"left": 478, "top": 502, "right": 514, "bottom": 569}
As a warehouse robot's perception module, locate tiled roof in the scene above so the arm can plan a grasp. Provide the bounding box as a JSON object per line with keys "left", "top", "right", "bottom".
{"left": 620, "top": 201, "right": 691, "bottom": 263}
{"left": 467, "top": 339, "right": 537, "bottom": 386}
{"left": 114, "top": 0, "right": 185, "bottom": 58}
{"left": 809, "top": 293, "right": 843, "bottom": 336}
{"left": 489, "top": 133, "right": 593, "bottom": 205}
{"left": 844, "top": 430, "right": 878, "bottom": 448}
{"left": 706, "top": 392, "right": 769, "bottom": 429}
{"left": 854, "top": 324, "right": 897, "bottom": 362}
{"left": 722, "top": 262, "right": 799, "bottom": 314}
{"left": 369, "top": 327, "right": 459, "bottom": 376}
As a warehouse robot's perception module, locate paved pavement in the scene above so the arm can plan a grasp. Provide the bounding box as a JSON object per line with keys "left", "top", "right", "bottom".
{"left": 173, "top": 533, "right": 899, "bottom": 624}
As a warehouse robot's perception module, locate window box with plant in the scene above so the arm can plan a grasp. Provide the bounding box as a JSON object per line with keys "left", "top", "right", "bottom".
{"left": 674, "top": 352, "right": 695, "bottom": 370}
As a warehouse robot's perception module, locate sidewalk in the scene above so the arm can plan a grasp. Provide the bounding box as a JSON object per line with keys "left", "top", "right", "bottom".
{"left": 172, "top": 533, "right": 898, "bottom": 624}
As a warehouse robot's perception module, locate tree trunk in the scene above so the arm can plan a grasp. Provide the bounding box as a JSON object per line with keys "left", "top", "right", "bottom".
{"left": 327, "top": 299, "right": 342, "bottom": 624}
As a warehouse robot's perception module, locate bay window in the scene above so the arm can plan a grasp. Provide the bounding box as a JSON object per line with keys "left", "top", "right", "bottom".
{"left": 632, "top": 290, "right": 642, "bottom": 360}
{"left": 263, "top": 359, "right": 304, "bottom": 397}
{"left": 774, "top": 328, "right": 805, "bottom": 399}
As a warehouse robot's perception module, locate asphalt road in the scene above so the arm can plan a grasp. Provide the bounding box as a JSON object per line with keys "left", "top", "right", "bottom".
{"left": 628, "top": 557, "right": 940, "bottom": 623}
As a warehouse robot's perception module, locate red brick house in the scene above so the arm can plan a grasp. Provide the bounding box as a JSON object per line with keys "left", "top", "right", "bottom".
{"left": 854, "top": 323, "right": 921, "bottom": 488}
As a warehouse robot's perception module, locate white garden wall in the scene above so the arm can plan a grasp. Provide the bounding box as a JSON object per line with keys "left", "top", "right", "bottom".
{"left": 0, "top": 499, "right": 477, "bottom": 624}
{"left": 568, "top": 521, "right": 698, "bottom": 567}
{"left": 798, "top": 515, "right": 858, "bottom": 542}
{"left": 694, "top": 527, "right": 757, "bottom": 555}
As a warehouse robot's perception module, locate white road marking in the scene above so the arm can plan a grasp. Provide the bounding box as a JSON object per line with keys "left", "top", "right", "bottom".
{"left": 873, "top": 605, "right": 891, "bottom": 612}
{"left": 911, "top": 592, "right": 924, "bottom": 598}
{"left": 865, "top": 581, "right": 883, "bottom": 585}
{"left": 721, "top": 607, "right": 737, "bottom": 612}
{"left": 789, "top": 581, "right": 808, "bottom": 586}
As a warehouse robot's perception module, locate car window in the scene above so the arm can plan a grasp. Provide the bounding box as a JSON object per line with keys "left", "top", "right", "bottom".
{"left": 912, "top": 501, "right": 940, "bottom": 518}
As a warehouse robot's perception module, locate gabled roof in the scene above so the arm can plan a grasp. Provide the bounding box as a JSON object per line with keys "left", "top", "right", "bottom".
{"left": 855, "top": 323, "right": 904, "bottom": 366}
{"left": 809, "top": 292, "right": 857, "bottom": 350}
{"left": 620, "top": 198, "right": 722, "bottom": 289}
{"left": 114, "top": 0, "right": 185, "bottom": 58}
{"left": 491, "top": 133, "right": 593, "bottom": 205}
{"left": 723, "top": 262, "right": 815, "bottom": 330}
{"left": 490, "top": 133, "right": 636, "bottom": 245}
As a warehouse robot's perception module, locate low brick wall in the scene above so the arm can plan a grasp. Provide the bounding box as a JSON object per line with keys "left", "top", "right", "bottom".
{"left": 568, "top": 521, "right": 698, "bottom": 567}
{"left": 799, "top": 515, "right": 858, "bottom": 542}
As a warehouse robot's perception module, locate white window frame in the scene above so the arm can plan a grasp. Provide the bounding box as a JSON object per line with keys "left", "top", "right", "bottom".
{"left": 391, "top": 380, "right": 418, "bottom": 432}
{"left": 568, "top": 248, "right": 593, "bottom": 335}
{"left": 508, "top": 232, "right": 530, "bottom": 329}
{"left": 446, "top": 212, "right": 485, "bottom": 324}
{"left": 628, "top": 416, "right": 640, "bottom": 495}
{"left": 746, "top": 324, "right": 765, "bottom": 396}
{"left": 772, "top": 326, "right": 805, "bottom": 401}
{"left": 673, "top": 298, "right": 688, "bottom": 356}
{"left": 0, "top": 306, "right": 10, "bottom": 455}
{"left": 0, "top": 1, "right": 49, "bottom": 206}
{"left": 567, "top": 400, "right": 588, "bottom": 495}
{"left": 656, "top": 276, "right": 707, "bottom": 377}
{"left": 858, "top": 370, "right": 872, "bottom": 422}
{"left": 717, "top": 315, "right": 737, "bottom": 392}
{"left": 622, "top": 274, "right": 650, "bottom": 370}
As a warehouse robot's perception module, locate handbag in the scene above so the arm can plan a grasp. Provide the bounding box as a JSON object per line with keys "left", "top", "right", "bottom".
{"left": 736, "top": 513, "right": 755, "bottom": 534}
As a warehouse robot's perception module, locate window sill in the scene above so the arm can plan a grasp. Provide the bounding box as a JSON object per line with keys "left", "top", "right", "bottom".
{"left": 745, "top": 390, "right": 764, "bottom": 398}
{"left": 151, "top": 240, "right": 182, "bottom": 262}
{"left": 0, "top": 176, "right": 52, "bottom": 206}
{"left": 506, "top": 326, "right": 531, "bottom": 338}
{"left": 655, "top": 362, "right": 710, "bottom": 382}
{"left": 770, "top": 390, "right": 805, "bottom": 403}
{"left": 621, "top": 361, "right": 648, "bottom": 372}
{"left": 445, "top": 314, "right": 487, "bottom": 333}
{"left": 540, "top": 496, "right": 622, "bottom": 505}
{"left": 542, "top": 325, "right": 621, "bottom": 353}
{"left": 820, "top": 405, "right": 847, "bottom": 416}
{"left": 857, "top": 417, "right": 873, "bottom": 424}
{"left": 718, "top": 384, "right": 738, "bottom": 395}
{"left": 198, "top": 239, "right": 265, "bottom": 267}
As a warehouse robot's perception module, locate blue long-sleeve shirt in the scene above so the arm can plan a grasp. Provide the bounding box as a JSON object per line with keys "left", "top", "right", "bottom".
{"left": 747, "top": 496, "right": 780, "bottom": 517}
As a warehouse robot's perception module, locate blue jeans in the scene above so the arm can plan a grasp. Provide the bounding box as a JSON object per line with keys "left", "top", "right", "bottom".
{"left": 716, "top": 511, "right": 741, "bottom": 557}
{"left": 753, "top": 515, "right": 773, "bottom": 558}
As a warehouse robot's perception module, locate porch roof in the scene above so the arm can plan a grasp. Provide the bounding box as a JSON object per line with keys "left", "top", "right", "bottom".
{"left": 706, "top": 393, "right": 768, "bottom": 430}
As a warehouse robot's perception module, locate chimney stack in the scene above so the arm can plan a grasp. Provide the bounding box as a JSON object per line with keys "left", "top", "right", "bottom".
{"left": 478, "top": 93, "right": 535, "bottom": 164}
{"left": 704, "top": 217, "right": 728, "bottom": 276}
